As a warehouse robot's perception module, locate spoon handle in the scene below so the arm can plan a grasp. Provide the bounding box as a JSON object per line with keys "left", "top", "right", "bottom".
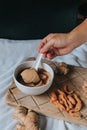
{"left": 33, "top": 53, "right": 43, "bottom": 70}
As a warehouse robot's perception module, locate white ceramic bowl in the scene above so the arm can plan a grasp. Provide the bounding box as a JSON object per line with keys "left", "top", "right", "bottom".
{"left": 13, "top": 61, "right": 54, "bottom": 95}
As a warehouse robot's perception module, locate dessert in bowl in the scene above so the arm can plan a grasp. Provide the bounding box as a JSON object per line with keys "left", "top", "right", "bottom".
{"left": 13, "top": 61, "right": 54, "bottom": 95}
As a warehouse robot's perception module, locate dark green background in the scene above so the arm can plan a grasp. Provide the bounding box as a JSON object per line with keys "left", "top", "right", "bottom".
{"left": 0, "top": 0, "right": 78, "bottom": 39}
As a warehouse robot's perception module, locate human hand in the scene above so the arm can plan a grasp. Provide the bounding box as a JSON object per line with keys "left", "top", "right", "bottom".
{"left": 38, "top": 19, "right": 87, "bottom": 59}
{"left": 38, "top": 33, "right": 75, "bottom": 59}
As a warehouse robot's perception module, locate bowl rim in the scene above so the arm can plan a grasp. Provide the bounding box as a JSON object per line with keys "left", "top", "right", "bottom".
{"left": 13, "top": 61, "right": 54, "bottom": 89}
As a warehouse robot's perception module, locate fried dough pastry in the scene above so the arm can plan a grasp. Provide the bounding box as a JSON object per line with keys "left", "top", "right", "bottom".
{"left": 50, "top": 92, "right": 66, "bottom": 111}
{"left": 50, "top": 86, "right": 83, "bottom": 118}
{"left": 63, "top": 85, "right": 73, "bottom": 94}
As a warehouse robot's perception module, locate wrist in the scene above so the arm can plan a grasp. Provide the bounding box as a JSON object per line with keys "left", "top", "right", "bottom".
{"left": 66, "top": 31, "right": 82, "bottom": 51}
{"left": 67, "top": 29, "right": 84, "bottom": 50}
{"left": 68, "top": 19, "right": 87, "bottom": 48}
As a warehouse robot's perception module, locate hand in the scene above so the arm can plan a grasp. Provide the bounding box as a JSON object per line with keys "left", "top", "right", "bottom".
{"left": 38, "top": 19, "right": 87, "bottom": 59}
{"left": 38, "top": 33, "right": 75, "bottom": 59}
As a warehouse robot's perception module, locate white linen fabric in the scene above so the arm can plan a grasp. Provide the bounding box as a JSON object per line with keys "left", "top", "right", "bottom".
{"left": 0, "top": 39, "right": 87, "bottom": 130}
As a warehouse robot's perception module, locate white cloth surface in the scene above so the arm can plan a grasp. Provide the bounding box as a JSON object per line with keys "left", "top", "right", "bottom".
{"left": 0, "top": 39, "right": 87, "bottom": 130}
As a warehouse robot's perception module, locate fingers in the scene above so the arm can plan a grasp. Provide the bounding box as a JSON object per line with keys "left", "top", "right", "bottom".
{"left": 46, "top": 51, "right": 56, "bottom": 59}
{"left": 38, "top": 37, "right": 60, "bottom": 59}
{"left": 40, "top": 39, "right": 55, "bottom": 54}
{"left": 38, "top": 34, "right": 54, "bottom": 53}
{"left": 42, "top": 49, "right": 57, "bottom": 59}
{"left": 38, "top": 33, "right": 72, "bottom": 59}
{"left": 38, "top": 39, "right": 47, "bottom": 53}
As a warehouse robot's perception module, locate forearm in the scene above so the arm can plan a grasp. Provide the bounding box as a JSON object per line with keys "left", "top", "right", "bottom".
{"left": 68, "top": 18, "right": 87, "bottom": 48}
